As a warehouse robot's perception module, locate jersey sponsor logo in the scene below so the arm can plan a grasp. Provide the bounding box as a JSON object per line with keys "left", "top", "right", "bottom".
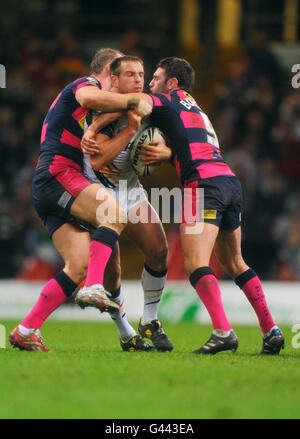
{"left": 78, "top": 115, "right": 87, "bottom": 130}
{"left": 179, "top": 92, "right": 200, "bottom": 111}
{"left": 86, "top": 76, "right": 99, "bottom": 85}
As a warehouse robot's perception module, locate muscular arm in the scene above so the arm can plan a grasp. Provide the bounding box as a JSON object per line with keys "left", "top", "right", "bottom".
{"left": 89, "top": 130, "right": 132, "bottom": 170}
{"left": 81, "top": 112, "right": 123, "bottom": 155}
{"left": 89, "top": 112, "right": 123, "bottom": 133}
{"left": 75, "top": 87, "right": 153, "bottom": 117}
{"left": 89, "top": 111, "right": 141, "bottom": 170}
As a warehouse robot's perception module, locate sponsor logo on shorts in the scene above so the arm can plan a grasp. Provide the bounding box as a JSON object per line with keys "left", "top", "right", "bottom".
{"left": 58, "top": 191, "right": 72, "bottom": 208}
{"left": 203, "top": 209, "right": 217, "bottom": 219}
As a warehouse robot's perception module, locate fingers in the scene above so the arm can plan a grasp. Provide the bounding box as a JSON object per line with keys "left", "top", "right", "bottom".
{"left": 82, "top": 145, "right": 100, "bottom": 155}
{"left": 82, "top": 138, "right": 97, "bottom": 147}
{"left": 139, "top": 143, "right": 157, "bottom": 153}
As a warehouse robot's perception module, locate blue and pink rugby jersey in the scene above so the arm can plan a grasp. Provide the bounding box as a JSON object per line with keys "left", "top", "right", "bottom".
{"left": 150, "top": 89, "right": 235, "bottom": 185}
{"left": 38, "top": 76, "right": 101, "bottom": 171}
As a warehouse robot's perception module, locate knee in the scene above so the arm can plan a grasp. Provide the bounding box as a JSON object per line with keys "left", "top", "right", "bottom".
{"left": 96, "top": 203, "right": 128, "bottom": 235}
{"left": 64, "top": 260, "right": 88, "bottom": 285}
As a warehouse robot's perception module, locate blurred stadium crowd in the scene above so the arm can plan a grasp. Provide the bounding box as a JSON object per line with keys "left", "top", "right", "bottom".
{"left": 213, "top": 32, "right": 300, "bottom": 281}
{"left": 0, "top": 27, "right": 299, "bottom": 281}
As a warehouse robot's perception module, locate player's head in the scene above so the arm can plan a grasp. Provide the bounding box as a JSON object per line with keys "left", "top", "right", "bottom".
{"left": 110, "top": 55, "right": 144, "bottom": 94}
{"left": 90, "top": 48, "right": 124, "bottom": 75}
{"left": 149, "top": 57, "right": 195, "bottom": 94}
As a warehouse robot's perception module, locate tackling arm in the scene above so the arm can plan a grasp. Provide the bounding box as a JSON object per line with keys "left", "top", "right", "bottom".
{"left": 75, "top": 87, "right": 152, "bottom": 118}
{"left": 89, "top": 111, "right": 141, "bottom": 170}
{"left": 81, "top": 112, "right": 123, "bottom": 156}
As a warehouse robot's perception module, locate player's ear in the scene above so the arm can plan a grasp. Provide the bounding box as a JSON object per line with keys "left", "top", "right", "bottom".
{"left": 167, "top": 77, "right": 178, "bottom": 91}
{"left": 105, "top": 63, "right": 111, "bottom": 75}
{"left": 111, "top": 74, "right": 119, "bottom": 90}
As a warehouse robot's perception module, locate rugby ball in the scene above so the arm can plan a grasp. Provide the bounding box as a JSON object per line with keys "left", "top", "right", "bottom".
{"left": 130, "top": 126, "right": 165, "bottom": 177}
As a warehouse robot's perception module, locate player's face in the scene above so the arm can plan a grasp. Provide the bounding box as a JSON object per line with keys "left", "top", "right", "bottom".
{"left": 149, "top": 67, "right": 168, "bottom": 93}
{"left": 115, "top": 61, "right": 144, "bottom": 93}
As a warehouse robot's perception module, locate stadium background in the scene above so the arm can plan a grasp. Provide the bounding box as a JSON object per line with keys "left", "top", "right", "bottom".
{"left": 0, "top": 0, "right": 299, "bottom": 323}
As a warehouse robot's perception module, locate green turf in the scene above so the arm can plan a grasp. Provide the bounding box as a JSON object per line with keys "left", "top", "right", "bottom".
{"left": 0, "top": 320, "right": 299, "bottom": 419}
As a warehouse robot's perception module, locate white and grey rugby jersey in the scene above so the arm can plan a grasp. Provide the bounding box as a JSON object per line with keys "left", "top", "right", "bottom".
{"left": 83, "top": 112, "right": 151, "bottom": 189}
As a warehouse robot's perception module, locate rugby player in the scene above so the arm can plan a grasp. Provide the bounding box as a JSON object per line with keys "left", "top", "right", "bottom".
{"left": 9, "top": 48, "right": 152, "bottom": 352}
{"left": 85, "top": 57, "right": 284, "bottom": 355}
{"left": 82, "top": 56, "right": 173, "bottom": 352}
{"left": 138, "top": 57, "right": 284, "bottom": 355}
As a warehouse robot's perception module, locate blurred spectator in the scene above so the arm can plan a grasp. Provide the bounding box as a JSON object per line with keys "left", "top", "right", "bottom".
{"left": 19, "top": 35, "right": 48, "bottom": 92}
{"left": 52, "top": 27, "right": 88, "bottom": 82}
{"left": 272, "top": 194, "right": 300, "bottom": 280}
{"left": 214, "top": 46, "right": 300, "bottom": 280}
{"left": 246, "top": 29, "right": 282, "bottom": 89}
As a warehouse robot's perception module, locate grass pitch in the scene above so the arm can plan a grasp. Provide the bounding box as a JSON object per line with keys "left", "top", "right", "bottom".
{"left": 0, "top": 320, "right": 299, "bottom": 419}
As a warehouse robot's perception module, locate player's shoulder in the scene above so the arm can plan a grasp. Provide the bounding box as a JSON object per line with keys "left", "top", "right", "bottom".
{"left": 150, "top": 92, "right": 172, "bottom": 102}
{"left": 149, "top": 92, "right": 174, "bottom": 111}
{"left": 68, "top": 76, "right": 102, "bottom": 94}
{"left": 73, "top": 76, "right": 101, "bottom": 86}
{"left": 150, "top": 89, "right": 190, "bottom": 107}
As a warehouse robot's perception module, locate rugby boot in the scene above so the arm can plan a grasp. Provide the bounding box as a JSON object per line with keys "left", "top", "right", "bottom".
{"left": 260, "top": 327, "right": 285, "bottom": 355}
{"left": 120, "top": 334, "right": 156, "bottom": 352}
{"left": 75, "top": 284, "right": 119, "bottom": 313}
{"left": 138, "top": 318, "right": 174, "bottom": 351}
{"left": 193, "top": 330, "right": 239, "bottom": 355}
{"left": 9, "top": 326, "right": 50, "bottom": 352}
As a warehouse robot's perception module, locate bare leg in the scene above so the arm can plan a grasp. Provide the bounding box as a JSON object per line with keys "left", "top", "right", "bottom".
{"left": 53, "top": 223, "right": 90, "bottom": 284}
{"left": 214, "top": 227, "right": 248, "bottom": 278}
{"left": 124, "top": 203, "right": 173, "bottom": 351}
{"left": 71, "top": 184, "right": 127, "bottom": 307}
{"left": 71, "top": 183, "right": 127, "bottom": 234}
{"left": 11, "top": 223, "right": 91, "bottom": 350}
{"left": 124, "top": 203, "right": 168, "bottom": 272}
{"left": 180, "top": 222, "right": 232, "bottom": 332}
{"left": 125, "top": 202, "right": 168, "bottom": 323}
{"left": 215, "top": 227, "right": 277, "bottom": 335}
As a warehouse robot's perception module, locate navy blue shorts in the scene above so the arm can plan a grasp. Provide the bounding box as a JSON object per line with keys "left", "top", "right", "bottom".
{"left": 32, "top": 166, "right": 95, "bottom": 237}
{"left": 182, "top": 175, "right": 242, "bottom": 230}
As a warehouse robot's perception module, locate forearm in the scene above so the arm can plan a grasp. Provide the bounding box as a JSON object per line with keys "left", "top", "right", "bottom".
{"left": 77, "top": 88, "right": 141, "bottom": 112}
{"left": 90, "top": 126, "right": 136, "bottom": 170}
{"left": 76, "top": 87, "right": 152, "bottom": 118}
{"left": 88, "top": 112, "right": 123, "bottom": 135}
{"left": 91, "top": 91, "right": 132, "bottom": 112}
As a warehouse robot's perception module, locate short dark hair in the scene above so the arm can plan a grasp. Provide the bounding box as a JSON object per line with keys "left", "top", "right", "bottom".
{"left": 90, "top": 48, "right": 123, "bottom": 74}
{"left": 110, "top": 55, "right": 144, "bottom": 76}
{"left": 156, "top": 57, "right": 195, "bottom": 93}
